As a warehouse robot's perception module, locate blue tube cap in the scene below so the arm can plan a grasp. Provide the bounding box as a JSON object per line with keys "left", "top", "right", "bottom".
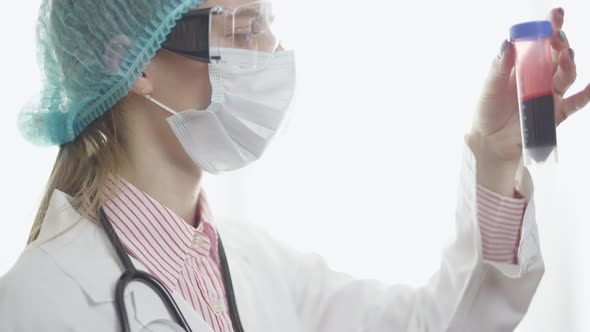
{"left": 510, "top": 20, "right": 553, "bottom": 41}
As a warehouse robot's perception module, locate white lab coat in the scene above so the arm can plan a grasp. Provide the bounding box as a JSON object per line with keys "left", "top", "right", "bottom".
{"left": 0, "top": 146, "right": 544, "bottom": 332}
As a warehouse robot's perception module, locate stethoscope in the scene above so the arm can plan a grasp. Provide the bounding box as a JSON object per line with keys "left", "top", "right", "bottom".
{"left": 98, "top": 207, "right": 246, "bottom": 332}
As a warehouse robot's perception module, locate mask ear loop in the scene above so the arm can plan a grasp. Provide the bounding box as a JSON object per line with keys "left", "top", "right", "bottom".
{"left": 145, "top": 95, "right": 178, "bottom": 115}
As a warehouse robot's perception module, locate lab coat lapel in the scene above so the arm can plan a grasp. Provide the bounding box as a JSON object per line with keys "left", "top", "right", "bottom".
{"left": 37, "top": 189, "right": 212, "bottom": 331}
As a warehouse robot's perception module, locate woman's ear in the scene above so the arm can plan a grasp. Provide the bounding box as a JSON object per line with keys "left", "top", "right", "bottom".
{"left": 130, "top": 72, "right": 153, "bottom": 96}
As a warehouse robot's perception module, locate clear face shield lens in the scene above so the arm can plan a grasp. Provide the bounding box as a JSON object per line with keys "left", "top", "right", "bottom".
{"left": 161, "top": 1, "right": 289, "bottom": 67}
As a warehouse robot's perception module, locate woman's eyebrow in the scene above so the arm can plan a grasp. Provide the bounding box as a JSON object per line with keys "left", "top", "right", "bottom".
{"left": 235, "top": 7, "right": 264, "bottom": 18}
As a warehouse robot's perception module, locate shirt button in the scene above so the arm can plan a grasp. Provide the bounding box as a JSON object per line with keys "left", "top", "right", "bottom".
{"left": 211, "top": 298, "right": 223, "bottom": 314}
{"left": 192, "top": 235, "right": 204, "bottom": 248}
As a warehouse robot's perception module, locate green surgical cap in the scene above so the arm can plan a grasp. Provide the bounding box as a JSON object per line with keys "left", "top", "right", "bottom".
{"left": 18, "top": 0, "right": 204, "bottom": 146}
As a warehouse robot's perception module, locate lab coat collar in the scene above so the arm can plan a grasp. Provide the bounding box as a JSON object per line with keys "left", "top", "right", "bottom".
{"left": 32, "top": 189, "right": 212, "bottom": 330}
{"left": 33, "top": 189, "right": 126, "bottom": 304}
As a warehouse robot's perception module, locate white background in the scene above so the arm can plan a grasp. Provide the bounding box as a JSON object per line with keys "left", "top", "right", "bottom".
{"left": 1, "top": 0, "right": 589, "bottom": 331}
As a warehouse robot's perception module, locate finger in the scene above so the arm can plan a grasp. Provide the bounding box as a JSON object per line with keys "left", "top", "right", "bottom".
{"left": 549, "top": 31, "right": 570, "bottom": 75}
{"left": 553, "top": 48, "right": 576, "bottom": 97}
{"left": 560, "top": 84, "right": 590, "bottom": 122}
{"left": 548, "top": 7, "right": 565, "bottom": 31}
{"left": 549, "top": 29, "right": 569, "bottom": 54}
{"left": 491, "top": 40, "right": 516, "bottom": 80}
{"left": 548, "top": 8, "right": 568, "bottom": 72}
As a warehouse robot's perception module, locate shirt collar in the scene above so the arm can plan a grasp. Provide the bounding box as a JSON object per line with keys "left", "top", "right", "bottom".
{"left": 102, "top": 175, "right": 219, "bottom": 289}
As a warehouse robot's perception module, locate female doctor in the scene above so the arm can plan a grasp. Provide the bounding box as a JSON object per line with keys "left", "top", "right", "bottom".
{"left": 1, "top": 1, "right": 589, "bottom": 331}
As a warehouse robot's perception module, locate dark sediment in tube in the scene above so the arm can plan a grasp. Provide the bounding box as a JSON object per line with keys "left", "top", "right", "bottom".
{"left": 521, "top": 94, "right": 556, "bottom": 162}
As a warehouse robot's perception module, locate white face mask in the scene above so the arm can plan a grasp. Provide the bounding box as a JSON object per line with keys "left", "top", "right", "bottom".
{"left": 147, "top": 48, "right": 296, "bottom": 174}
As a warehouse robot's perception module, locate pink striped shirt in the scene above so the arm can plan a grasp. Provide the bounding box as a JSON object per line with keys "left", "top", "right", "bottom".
{"left": 101, "top": 176, "right": 525, "bottom": 332}
{"left": 102, "top": 177, "right": 234, "bottom": 332}
{"left": 477, "top": 185, "right": 526, "bottom": 264}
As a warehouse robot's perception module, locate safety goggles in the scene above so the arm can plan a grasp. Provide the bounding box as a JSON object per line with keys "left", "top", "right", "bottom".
{"left": 161, "top": 1, "right": 288, "bottom": 67}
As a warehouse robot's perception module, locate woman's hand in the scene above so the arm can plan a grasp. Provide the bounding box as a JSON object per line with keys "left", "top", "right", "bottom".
{"left": 467, "top": 8, "right": 590, "bottom": 196}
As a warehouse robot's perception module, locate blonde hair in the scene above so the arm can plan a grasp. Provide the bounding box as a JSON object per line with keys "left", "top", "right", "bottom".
{"left": 27, "top": 105, "right": 128, "bottom": 244}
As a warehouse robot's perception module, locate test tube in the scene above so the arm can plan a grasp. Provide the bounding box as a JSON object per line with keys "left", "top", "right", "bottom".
{"left": 510, "top": 20, "right": 557, "bottom": 165}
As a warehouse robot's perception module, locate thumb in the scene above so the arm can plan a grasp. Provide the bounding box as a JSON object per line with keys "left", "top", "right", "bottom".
{"left": 490, "top": 39, "right": 516, "bottom": 81}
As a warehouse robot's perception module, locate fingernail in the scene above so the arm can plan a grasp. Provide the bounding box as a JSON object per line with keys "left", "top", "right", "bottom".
{"left": 498, "top": 39, "right": 509, "bottom": 59}
{"left": 558, "top": 7, "right": 565, "bottom": 16}
{"left": 569, "top": 48, "right": 575, "bottom": 60}
{"left": 559, "top": 30, "right": 567, "bottom": 42}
